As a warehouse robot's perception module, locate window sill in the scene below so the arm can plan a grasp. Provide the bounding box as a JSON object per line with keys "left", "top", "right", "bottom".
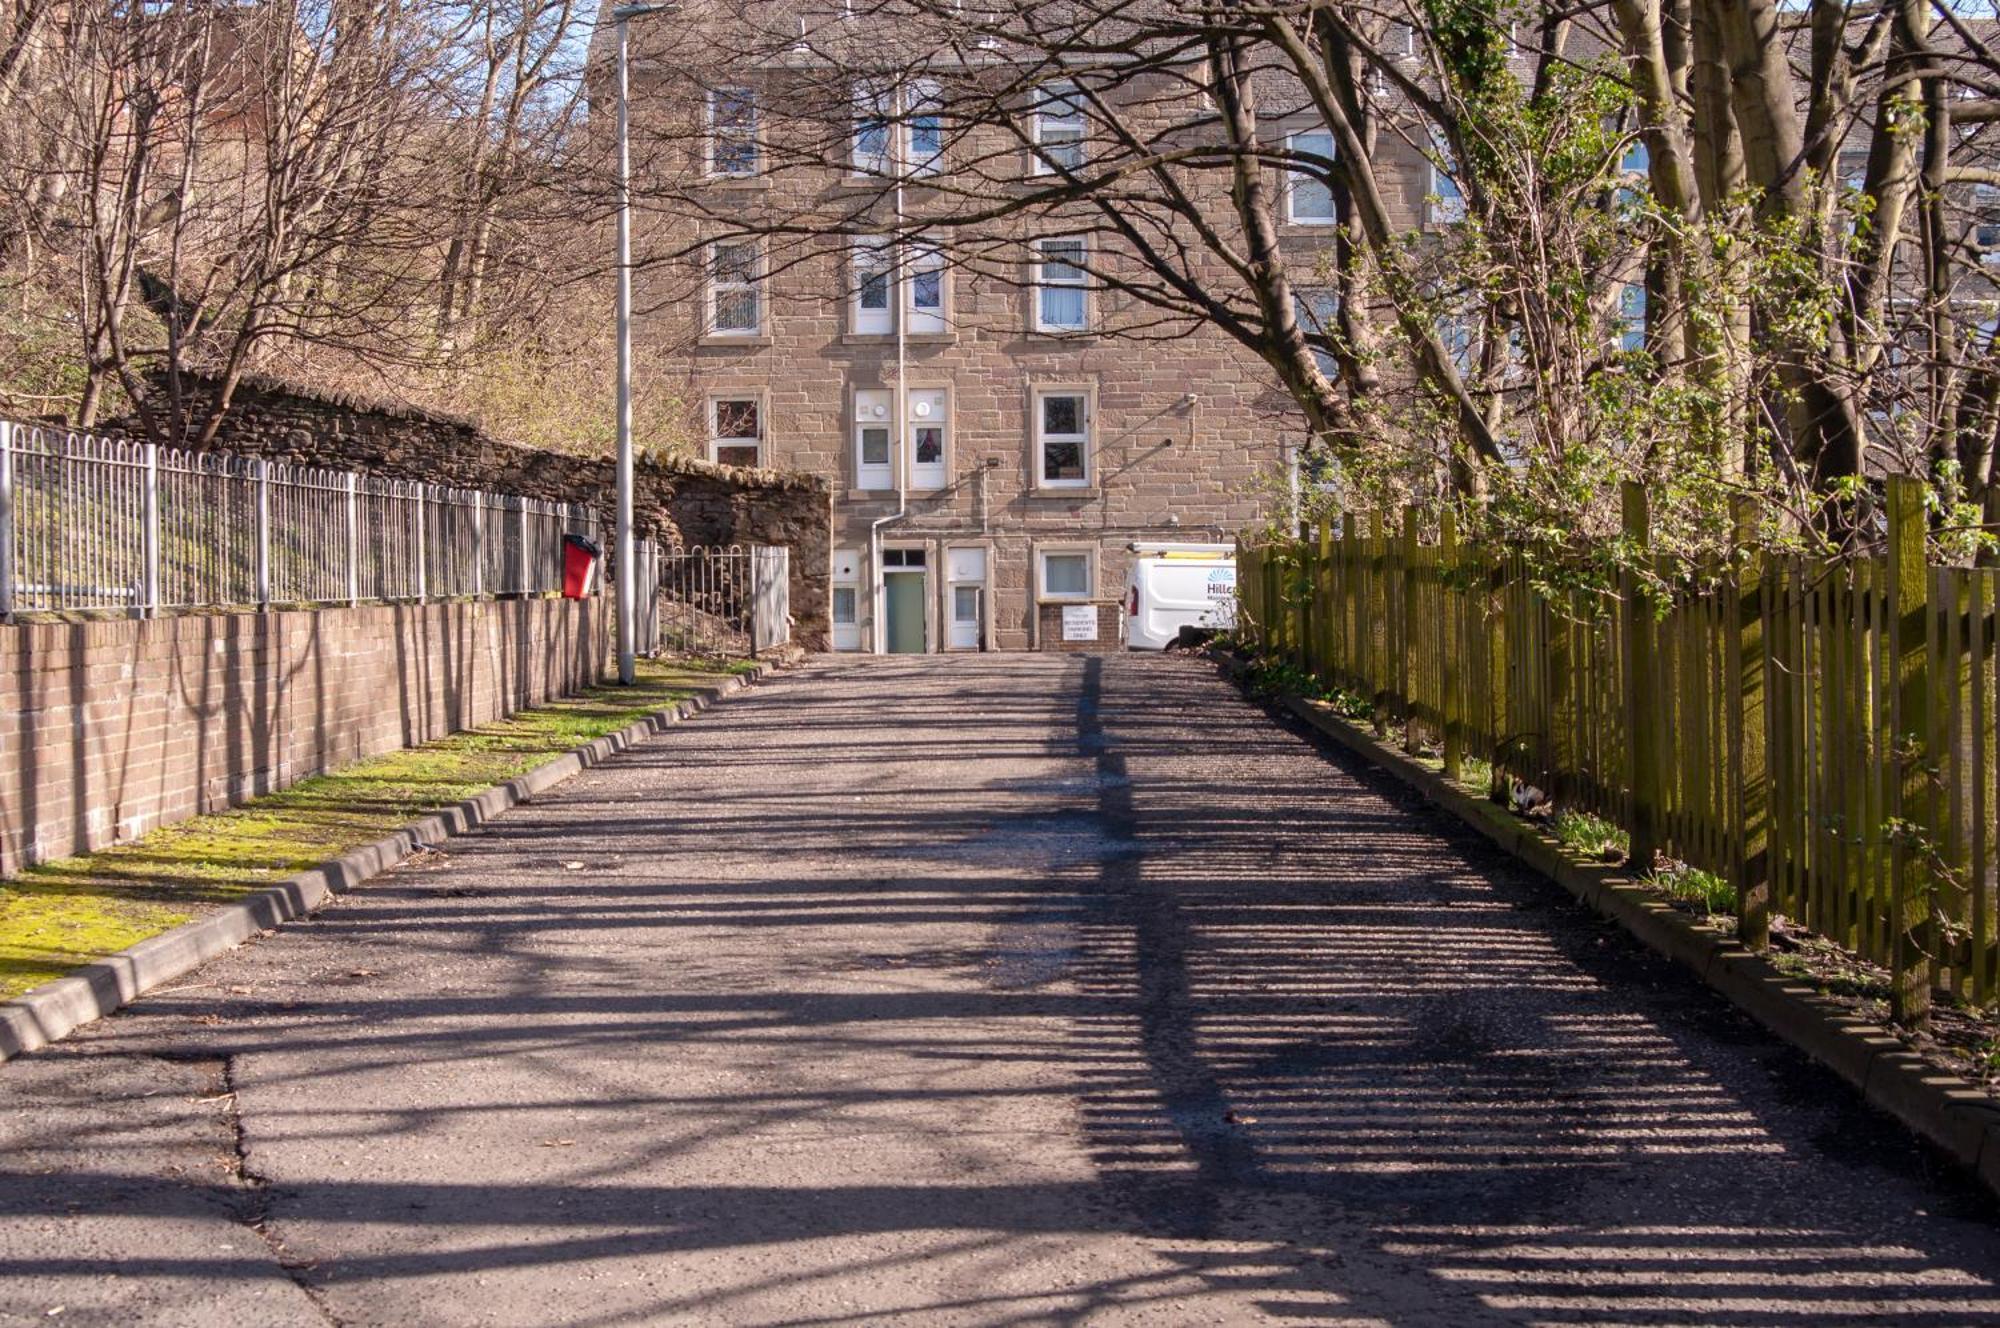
{"left": 842, "top": 485, "right": 947, "bottom": 501}
{"left": 1022, "top": 329, "right": 1094, "bottom": 344}
{"left": 1027, "top": 486, "right": 1099, "bottom": 500}
{"left": 701, "top": 174, "right": 770, "bottom": 189}
{"left": 698, "top": 335, "right": 771, "bottom": 349}
{"left": 831, "top": 174, "right": 946, "bottom": 191}
{"left": 838, "top": 332, "right": 957, "bottom": 346}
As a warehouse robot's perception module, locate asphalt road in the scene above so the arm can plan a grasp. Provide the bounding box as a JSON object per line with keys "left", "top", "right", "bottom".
{"left": 3, "top": 653, "right": 2000, "bottom": 1326}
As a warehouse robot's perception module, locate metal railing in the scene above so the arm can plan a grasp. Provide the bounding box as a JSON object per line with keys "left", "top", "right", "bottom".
{"left": 647, "top": 544, "right": 790, "bottom": 658}
{"left": 0, "top": 420, "right": 602, "bottom": 619}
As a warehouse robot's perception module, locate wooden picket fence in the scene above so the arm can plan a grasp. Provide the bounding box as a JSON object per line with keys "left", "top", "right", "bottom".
{"left": 1236, "top": 477, "right": 1999, "bottom": 1026}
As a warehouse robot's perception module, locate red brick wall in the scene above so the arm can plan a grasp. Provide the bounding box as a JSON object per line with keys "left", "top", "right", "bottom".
{"left": 1035, "top": 601, "right": 1123, "bottom": 653}
{"left": 0, "top": 598, "right": 605, "bottom": 877}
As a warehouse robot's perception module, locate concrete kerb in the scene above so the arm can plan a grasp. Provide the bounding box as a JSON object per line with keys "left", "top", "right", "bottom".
{"left": 1213, "top": 651, "right": 2000, "bottom": 1202}
{"left": 0, "top": 655, "right": 793, "bottom": 1064}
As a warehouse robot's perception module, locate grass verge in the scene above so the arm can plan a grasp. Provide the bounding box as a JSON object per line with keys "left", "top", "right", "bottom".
{"left": 0, "top": 656, "right": 748, "bottom": 1000}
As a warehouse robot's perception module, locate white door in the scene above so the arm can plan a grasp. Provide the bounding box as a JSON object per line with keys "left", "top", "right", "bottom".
{"left": 949, "top": 585, "right": 982, "bottom": 649}
{"left": 830, "top": 547, "right": 862, "bottom": 650}
{"left": 946, "top": 546, "right": 986, "bottom": 650}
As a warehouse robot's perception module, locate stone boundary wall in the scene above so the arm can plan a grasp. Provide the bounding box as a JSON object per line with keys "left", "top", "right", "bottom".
{"left": 0, "top": 597, "right": 604, "bottom": 878}
{"left": 122, "top": 374, "right": 833, "bottom": 650}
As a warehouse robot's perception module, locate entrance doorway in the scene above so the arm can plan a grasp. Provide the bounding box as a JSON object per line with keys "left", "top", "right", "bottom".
{"left": 946, "top": 546, "right": 986, "bottom": 650}
{"left": 883, "top": 547, "right": 927, "bottom": 653}
{"left": 949, "top": 586, "right": 981, "bottom": 649}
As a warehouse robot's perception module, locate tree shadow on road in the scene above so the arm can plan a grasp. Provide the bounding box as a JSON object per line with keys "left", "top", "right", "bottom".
{"left": 3, "top": 655, "right": 2000, "bottom": 1325}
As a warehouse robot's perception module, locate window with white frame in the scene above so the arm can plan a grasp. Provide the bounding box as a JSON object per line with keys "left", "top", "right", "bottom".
{"left": 1616, "top": 140, "right": 1649, "bottom": 208}
{"left": 1038, "top": 548, "right": 1093, "bottom": 600}
{"left": 853, "top": 83, "right": 892, "bottom": 174}
{"left": 907, "top": 243, "right": 946, "bottom": 333}
{"left": 1293, "top": 288, "right": 1339, "bottom": 375}
{"left": 1427, "top": 144, "right": 1465, "bottom": 226}
{"left": 908, "top": 387, "right": 948, "bottom": 488}
{"left": 853, "top": 388, "right": 893, "bottom": 488}
{"left": 1287, "top": 130, "right": 1336, "bottom": 224}
{"left": 709, "top": 397, "right": 763, "bottom": 467}
{"left": 1034, "top": 237, "right": 1088, "bottom": 332}
{"left": 1617, "top": 282, "right": 1646, "bottom": 354}
{"left": 1035, "top": 389, "right": 1089, "bottom": 487}
{"left": 707, "top": 88, "right": 759, "bottom": 177}
{"left": 708, "top": 240, "right": 761, "bottom": 335}
{"left": 1439, "top": 312, "right": 1476, "bottom": 375}
{"left": 908, "top": 79, "right": 944, "bottom": 175}
{"left": 852, "top": 81, "right": 945, "bottom": 176}
{"left": 1976, "top": 183, "right": 2000, "bottom": 262}
{"left": 851, "top": 238, "right": 892, "bottom": 334}
{"left": 1033, "top": 81, "right": 1085, "bottom": 173}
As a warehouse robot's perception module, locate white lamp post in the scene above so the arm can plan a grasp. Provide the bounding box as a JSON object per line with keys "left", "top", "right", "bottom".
{"left": 611, "top": 0, "right": 675, "bottom": 684}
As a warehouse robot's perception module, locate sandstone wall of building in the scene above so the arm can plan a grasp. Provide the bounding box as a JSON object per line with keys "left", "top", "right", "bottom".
{"left": 620, "top": 57, "right": 1433, "bottom": 650}
{"left": 124, "top": 375, "right": 835, "bottom": 650}
{"left": 643, "top": 235, "right": 1286, "bottom": 649}
{"left": 0, "top": 598, "right": 604, "bottom": 878}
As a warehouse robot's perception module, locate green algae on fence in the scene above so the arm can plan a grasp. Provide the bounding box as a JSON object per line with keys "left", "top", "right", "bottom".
{"left": 0, "top": 657, "right": 745, "bottom": 1000}
{"left": 1237, "top": 475, "right": 1998, "bottom": 1030}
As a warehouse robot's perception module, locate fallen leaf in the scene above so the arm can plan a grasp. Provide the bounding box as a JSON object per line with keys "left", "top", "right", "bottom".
{"left": 539, "top": 1138, "right": 576, "bottom": 1148}
{"left": 562, "top": 861, "right": 586, "bottom": 871}
{"left": 226, "top": 986, "right": 252, "bottom": 996}
{"left": 348, "top": 969, "right": 379, "bottom": 978}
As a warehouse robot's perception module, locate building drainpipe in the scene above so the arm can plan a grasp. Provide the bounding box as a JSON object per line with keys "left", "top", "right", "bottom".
{"left": 868, "top": 169, "right": 910, "bottom": 653}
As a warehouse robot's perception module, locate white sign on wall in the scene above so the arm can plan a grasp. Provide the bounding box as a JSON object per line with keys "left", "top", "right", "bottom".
{"left": 1061, "top": 604, "right": 1099, "bottom": 642}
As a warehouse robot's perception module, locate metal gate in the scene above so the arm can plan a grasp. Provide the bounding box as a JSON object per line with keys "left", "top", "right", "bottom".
{"left": 644, "top": 544, "right": 790, "bottom": 658}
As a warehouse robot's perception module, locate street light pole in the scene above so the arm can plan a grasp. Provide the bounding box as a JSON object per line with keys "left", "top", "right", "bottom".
{"left": 612, "top": 1, "right": 672, "bottom": 684}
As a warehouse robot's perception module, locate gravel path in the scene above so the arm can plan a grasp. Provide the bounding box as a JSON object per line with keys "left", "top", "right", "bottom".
{"left": 3, "top": 653, "right": 1999, "bottom": 1326}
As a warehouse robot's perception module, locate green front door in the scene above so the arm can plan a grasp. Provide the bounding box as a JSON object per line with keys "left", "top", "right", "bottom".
{"left": 885, "top": 571, "right": 927, "bottom": 654}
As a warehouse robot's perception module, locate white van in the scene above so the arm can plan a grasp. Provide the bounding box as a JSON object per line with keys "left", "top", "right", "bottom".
{"left": 1123, "top": 543, "right": 1237, "bottom": 650}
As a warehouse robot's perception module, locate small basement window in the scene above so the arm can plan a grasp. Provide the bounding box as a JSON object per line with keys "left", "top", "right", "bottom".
{"left": 1039, "top": 549, "right": 1092, "bottom": 599}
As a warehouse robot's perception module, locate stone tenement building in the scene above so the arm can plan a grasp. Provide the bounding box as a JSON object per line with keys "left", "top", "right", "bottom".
{"left": 602, "top": 7, "right": 1449, "bottom": 652}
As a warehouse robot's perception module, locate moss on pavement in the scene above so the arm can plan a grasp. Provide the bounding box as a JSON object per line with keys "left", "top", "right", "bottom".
{"left": 0, "top": 657, "right": 749, "bottom": 1000}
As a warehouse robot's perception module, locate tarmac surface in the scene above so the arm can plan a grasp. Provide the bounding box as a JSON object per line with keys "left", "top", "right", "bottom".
{"left": 3, "top": 653, "right": 2000, "bottom": 1326}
